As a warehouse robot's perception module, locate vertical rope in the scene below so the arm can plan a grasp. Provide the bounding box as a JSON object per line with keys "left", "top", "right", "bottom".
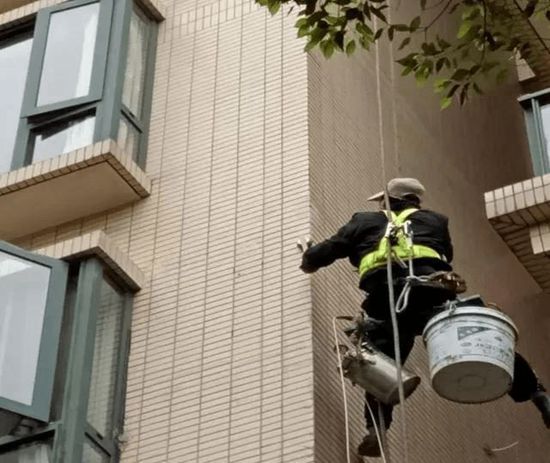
{"left": 374, "top": 12, "right": 411, "bottom": 463}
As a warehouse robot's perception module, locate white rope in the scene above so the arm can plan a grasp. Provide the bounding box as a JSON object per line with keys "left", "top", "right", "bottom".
{"left": 331, "top": 317, "right": 352, "bottom": 463}
{"left": 365, "top": 398, "right": 389, "bottom": 463}
{"left": 489, "top": 441, "right": 519, "bottom": 453}
{"left": 374, "top": 12, "right": 411, "bottom": 462}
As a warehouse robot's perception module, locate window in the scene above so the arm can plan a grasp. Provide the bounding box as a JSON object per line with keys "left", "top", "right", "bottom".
{"left": 0, "top": 32, "right": 33, "bottom": 173}
{"left": 520, "top": 89, "right": 550, "bottom": 175}
{"left": 0, "top": 243, "right": 134, "bottom": 463}
{"left": 2, "top": 0, "right": 159, "bottom": 172}
{"left": 0, "top": 242, "right": 67, "bottom": 422}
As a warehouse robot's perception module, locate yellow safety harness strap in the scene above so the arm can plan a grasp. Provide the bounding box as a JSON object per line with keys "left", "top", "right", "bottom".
{"left": 359, "top": 208, "right": 442, "bottom": 278}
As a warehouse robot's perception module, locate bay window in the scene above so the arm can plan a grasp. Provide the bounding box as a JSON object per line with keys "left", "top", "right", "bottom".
{"left": 1, "top": 0, "right": 158, "bottom": 173}
{"left": 0, "top": 241, "right": 135, "bottom": 463}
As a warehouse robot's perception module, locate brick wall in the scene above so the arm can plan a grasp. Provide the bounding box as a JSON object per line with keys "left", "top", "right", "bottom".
{"left": 10, "top": 0, "right": 550, "bottom": 461}
{"left": 19, "top": 0, "right": 314, "bottom": 461}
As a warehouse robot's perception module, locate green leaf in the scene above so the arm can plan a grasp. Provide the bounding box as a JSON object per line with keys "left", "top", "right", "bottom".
{"left": 434, "top": 78, "right": 451, "bottom": 93}
{"left": 451, "top": 68, "right": 469, "bottom": 81}
{"left": 396, "top": 53, "right": 417, "bottom": 67}
{"left": 374, "top": 28, "right": 384, "bottom": 40}
{"left": 524, "top": 0, "right": 537, "bottom": 17}
{"left": 440, "top": 96, "right": 452, "bottom": 109}
{"left": 267, "top": 0, "right": 280, "bottom": 15}
{"left": 448, "top": 84, "right": 460, "bottom": 97}
{"left": 398, "top": 37, "right": 411, "bottom": 50}
{"left": 297, "top": 24, "right": 309, "bottom": 37}
{"left": 435, "top": 58, "right": 445, "bottom": 72}
{"left": 394, "top": 24, "right": 410, "bottom": 32}
{"left": 320, "top": 39, "right": 335, "bottom": 58}
{"left": 346, "top": 40, "right": 356, "bottom": 56}
{"left": 457, "top": 21, "right": 472, "bottom": 39}
{"left": 388, "top": 25, "right": 394, "bottom": 41}
{"left": 410, "top": 16, "right": 421, "bottom": 31}
{"left": 370, "top": 6, "right": 387, "bottom": 22}
{"left": 473, "top": 82, "right": 483, "bottom": 94}
{"left": 295, "top": 17, "right": 308, "bottom": 28}
{"left": 334, "top": 31, "right": 344, "bottom": 50}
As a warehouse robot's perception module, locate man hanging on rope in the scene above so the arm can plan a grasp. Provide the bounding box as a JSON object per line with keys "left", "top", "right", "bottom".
{"left": 299, "top": 177, "right": 550, "bottom": 457}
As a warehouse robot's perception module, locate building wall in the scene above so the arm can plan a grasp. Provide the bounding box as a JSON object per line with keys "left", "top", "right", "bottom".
{"left": 307, "top": 13, "right": 550, "bottom": 463}
{"left": 8, "top": 0, "right": 550, "bottom": 462}
{"left": 17, "top": 1, "right": 314, "bottom": 461}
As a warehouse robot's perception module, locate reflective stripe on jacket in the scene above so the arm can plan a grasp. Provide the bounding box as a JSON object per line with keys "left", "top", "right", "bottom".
{"left": 358, "top": 208, "right": 442, "bottom": 278}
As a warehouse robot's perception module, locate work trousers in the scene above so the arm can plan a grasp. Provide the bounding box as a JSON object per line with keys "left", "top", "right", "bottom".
{"left": 362, "top": 284, "right": 544, "bottom": 430}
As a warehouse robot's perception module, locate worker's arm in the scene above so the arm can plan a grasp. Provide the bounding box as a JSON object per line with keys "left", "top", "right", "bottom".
{"left": 300, "top": 215, "right": 358, "bottom": 273}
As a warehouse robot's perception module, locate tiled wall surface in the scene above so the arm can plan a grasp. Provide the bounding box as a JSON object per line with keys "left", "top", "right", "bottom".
{"left": 307, "top": 5, "right": 550, "bottom": 463}
{"left": 18, "top": 0, "right": 313, "bottom": 461}
{"left": 8, "top": 0, "right": 550, "bottom": 462}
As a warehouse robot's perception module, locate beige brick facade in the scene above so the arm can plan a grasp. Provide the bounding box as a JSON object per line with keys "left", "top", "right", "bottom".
{"left": 4, "top": 0, "right": 550, "bottom": 462}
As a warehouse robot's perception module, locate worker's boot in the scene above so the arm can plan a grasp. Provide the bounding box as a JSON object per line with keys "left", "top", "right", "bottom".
{"left": 532, "top": 391, "right": 550, "bottom": 429}
{"left": 357, "top": 427, "right": 382, "bottom": 457}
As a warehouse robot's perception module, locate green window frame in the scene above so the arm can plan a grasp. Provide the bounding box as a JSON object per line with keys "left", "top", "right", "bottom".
{"left": 0, "top": 240, "right": 68, "bottom": 423}
{"left": 0, "top": 251, "right": 135, "bottom": 463}
{"left": 519, "top": 88, "right": 550, "bottom": 176}
{"left": 8, "top": 0, "right": 159, "bottom": 171}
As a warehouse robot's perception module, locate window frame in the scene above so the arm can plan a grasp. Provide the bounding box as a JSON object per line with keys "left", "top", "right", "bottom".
{"left": 0, "top": 240, "right": 68, "bottom": 422}
{"left": 519, "top": 88, "right": 550, "bottom": 176}
{"left": 7, "top": 0, "right": 159, "bottom": 172}
{"left": 21, "top": 0, "right": 113, "bottom": 118}
{"left": 0, "top": 255, "right": 134, "bottom": 463}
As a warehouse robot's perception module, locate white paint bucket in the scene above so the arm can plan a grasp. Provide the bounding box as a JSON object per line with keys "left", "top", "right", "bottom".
{"left": 422, "top": 306, "right": 518, "bottom": 403}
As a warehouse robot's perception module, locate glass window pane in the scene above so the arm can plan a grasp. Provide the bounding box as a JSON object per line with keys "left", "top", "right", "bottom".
{"left": 0, "top": 442, "right": 52, "bottom": 463}
{"left": 37, "top": 3, "right": 100, "bottom": 106}
{"left": 87, "top": 279, "right": 124, "bottom": 437}
{"left": 122, "top": 8, "right": 150, "bottom": 118}
{"left": 32, "top": 115, "right": 96, "bottom": 163}
{"left": 82, "top": 441, "right": 108, "bottom": 463}
{"left": 0, "top": 34, "right": 33, "bottom": 173}
{"left": 118, "top": 117, "right": 140, "bottom": 161}
{"left": 0, "top": 251, "right": 50, "bottom": 406}
{"left": 540, "top": 104, "right": 550, "bottom": 172}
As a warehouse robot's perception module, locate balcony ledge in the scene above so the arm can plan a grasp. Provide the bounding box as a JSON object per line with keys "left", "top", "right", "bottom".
{"left": 0, "top": 140, "right": 151, "bottom": 241}
{"left": 485, "top": 174, "right": 550, "bottom": 291}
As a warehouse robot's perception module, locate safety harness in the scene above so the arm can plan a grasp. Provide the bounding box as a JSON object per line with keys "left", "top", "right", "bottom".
{"left": 358, "top": 208, "right": 442, "bottom": 279}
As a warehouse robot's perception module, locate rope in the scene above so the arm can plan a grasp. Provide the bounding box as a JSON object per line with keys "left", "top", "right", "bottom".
{"left": 374, "top": 11, "right": 411, "bottom": 462}
{"left": 331, "top": 317, "right": 352, "bottom": 463}
{"left": 364, "top": 399, "right": 389, "bottom": 463}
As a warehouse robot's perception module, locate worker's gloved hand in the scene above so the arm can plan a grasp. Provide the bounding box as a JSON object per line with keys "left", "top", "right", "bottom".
{"left": 296, "top": 236, "right": 313, "bottom": 253}
{"left": 297, "top": 236, "right": 317, "bottom": 273}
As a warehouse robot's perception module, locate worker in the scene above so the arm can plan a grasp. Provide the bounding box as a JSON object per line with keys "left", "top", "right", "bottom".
{"left": 299, "top": 178, "right": 550, "bottom": 457}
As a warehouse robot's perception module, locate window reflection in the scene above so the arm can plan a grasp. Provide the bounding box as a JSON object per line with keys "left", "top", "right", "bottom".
{"left": 122, "top": 8, "right": 150, "bottom": 118}
{"left": 0, "top": 35, "right": 32, "bottom": 173}
{"left": 0, "top": 442, "right": 52, "bottom": 463}
{"left": 0, "top": 251, "right": 50, "bottom": 406}
{"left": 37, "top": 3, "right": 100, "bottom": 106}
{"left": 118, "top": 117, "right": 140, "bottom": 161}
{"left": 87, "top": 279, "right": 124, "bottom": 438}
{"left": 32, "top": 115, "right": 96, "bottom": 163}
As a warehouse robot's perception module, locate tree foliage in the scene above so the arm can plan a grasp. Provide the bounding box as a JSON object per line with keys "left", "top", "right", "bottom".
{"left": 255, "top": 0, "right": 550, "bottom": 107}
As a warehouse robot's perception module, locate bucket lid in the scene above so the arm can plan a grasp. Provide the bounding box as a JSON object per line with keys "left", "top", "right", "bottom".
{"left": 422, "top": 306, "right": 518, "bottom": 341}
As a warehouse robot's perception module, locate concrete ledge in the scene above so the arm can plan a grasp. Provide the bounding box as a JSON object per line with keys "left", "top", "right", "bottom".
{"left": 0, "top": 140, "right": 151, "bottom": 241}
{"left": 485, "top": 174, "right": 550, "bottom": 291}
{"left": 36, "top": 230, "right": 145, "bottom": 291}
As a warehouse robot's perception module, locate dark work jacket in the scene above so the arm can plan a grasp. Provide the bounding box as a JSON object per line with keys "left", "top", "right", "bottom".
{"left": 301, "top": 208, "right": 453, "bottom": 293}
